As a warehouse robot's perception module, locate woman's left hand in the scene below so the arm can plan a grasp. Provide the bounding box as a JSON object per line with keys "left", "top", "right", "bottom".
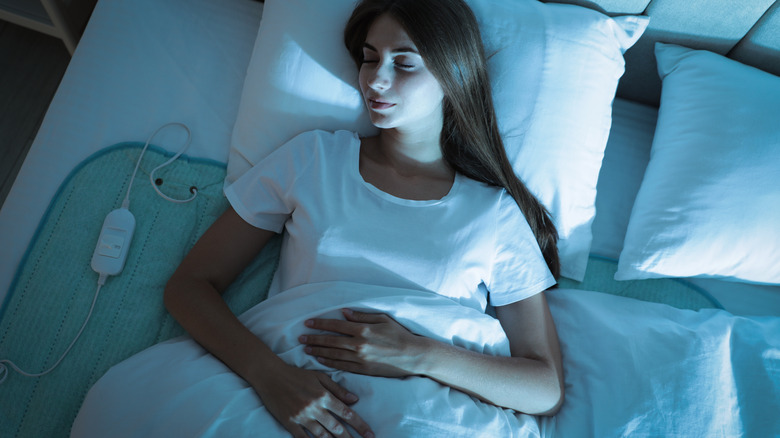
{"left": 300, "top": 309, "right": 426, "bottom": 378}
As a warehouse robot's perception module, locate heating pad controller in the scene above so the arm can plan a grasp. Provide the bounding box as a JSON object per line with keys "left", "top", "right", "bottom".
{"left": 91, "top": 208, "right": 136, "bottom": 276}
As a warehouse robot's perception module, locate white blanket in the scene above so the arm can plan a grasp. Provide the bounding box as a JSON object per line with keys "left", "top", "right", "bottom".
{"left": 72, "top": 284, "right": 780, "bottom": 437}
{"left": 546, "top": 288, "right": 780, "bottom": 437}
{"left": 72, "top": 282, "right": 543, "bottom": 437}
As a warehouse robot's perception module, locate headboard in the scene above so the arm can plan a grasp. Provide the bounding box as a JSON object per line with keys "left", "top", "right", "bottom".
{"left": 545, "top": 0, "right": 780, "bottom": 107}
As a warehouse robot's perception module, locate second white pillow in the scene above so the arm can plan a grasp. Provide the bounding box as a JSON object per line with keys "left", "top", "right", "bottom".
{"left": 616, "top": 43, "right": 780, "bottom": 284}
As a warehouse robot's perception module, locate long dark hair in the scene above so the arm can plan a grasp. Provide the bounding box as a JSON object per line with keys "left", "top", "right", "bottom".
{"left": 345, "top": 0, "right": 560, "bottom": 278}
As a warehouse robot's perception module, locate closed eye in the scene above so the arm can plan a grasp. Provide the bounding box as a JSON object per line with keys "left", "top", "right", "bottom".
{"left": 360, "top": 59, "right": 413, "bottom": 70}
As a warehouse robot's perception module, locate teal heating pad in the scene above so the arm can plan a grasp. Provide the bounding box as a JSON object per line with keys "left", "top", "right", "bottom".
{"left": 0, "top": 143, "right": 280, "bottom": 438}
{"left": 0, "top": 143, "right": 720, "bottom": 437}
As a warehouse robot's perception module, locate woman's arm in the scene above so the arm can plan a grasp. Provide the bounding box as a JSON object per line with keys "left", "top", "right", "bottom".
{"left": 301, "top": 291, "right": 564, "bottom": 416}
{"left": 164, "top": 206, "right": 374, "bottom": 438}
{"left": 164, "top": 206, "right": 280, "bottom": 382}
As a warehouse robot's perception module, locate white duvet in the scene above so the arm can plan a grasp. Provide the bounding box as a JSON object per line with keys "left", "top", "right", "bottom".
{"left": 72, "top": 282, "right": 543, "bottom": 437}
{"left": 72, "top": 284, "right": 779, "bottom": 437}
{"left": 547, "top": 288, "right": 780, "bottom": 437}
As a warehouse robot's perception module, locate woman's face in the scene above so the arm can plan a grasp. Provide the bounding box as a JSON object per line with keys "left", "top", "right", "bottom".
{"left": 359, "top": 14, "right": 445, "bottom": 132}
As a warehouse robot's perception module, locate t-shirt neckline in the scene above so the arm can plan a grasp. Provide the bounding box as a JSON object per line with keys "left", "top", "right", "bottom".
{"left": 350, "top": 133, "right": 461, "bottom": 207}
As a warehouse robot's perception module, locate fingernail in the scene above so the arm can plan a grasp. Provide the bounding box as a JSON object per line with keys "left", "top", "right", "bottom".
{"left": 342, "top": 308, "right": 353, "bottom": 316}
{"left": 346, "top": 392, "right": 358, "bottom": 402}
{"left": 364, "top": 432, "right": 374, "bottom": 438}
{"left": 304, "top": 319, "right": 314, "bottom": 327}
{"left": 304, "top": 346, "right": 312, "bottom": 353}
{"left": 298, "top": 335, "right": 307, "bottom": 343}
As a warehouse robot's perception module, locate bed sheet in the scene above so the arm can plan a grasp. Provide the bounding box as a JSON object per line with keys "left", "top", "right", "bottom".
{"left": 0, "top": 0, "right": 264, "bottom": 307}
{"left": 591, "top": 98, "right": 780, "bottom": 316}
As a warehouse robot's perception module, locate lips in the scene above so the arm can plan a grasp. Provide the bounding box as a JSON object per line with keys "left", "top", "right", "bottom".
{"left": 368, "top": 98, "right": 395, "bottom": 110}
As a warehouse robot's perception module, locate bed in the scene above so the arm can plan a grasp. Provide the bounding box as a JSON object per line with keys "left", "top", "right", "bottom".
{"left": 0, "top": 0, "right": 778, "bottom": 436}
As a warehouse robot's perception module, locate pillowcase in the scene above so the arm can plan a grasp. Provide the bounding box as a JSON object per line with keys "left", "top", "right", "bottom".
{"left": 615, "top": 43, "right": 780, "bottom": 284}
{"left": 227, "top": 0, "right": 648, "bottom": 281}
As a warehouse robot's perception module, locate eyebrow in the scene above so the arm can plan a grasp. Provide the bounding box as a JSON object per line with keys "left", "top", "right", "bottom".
{"left": 363, "top": 43, "right": 419, "bottom": 54}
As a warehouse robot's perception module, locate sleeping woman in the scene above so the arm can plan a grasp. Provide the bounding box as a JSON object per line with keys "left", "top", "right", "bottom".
{"left": 73, "top": 0, "right": 564, "bottom": 436}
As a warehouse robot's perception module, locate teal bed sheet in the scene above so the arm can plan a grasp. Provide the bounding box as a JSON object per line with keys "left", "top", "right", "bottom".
{"left": 0, "top": 143, "right": 719, "bottom": 437}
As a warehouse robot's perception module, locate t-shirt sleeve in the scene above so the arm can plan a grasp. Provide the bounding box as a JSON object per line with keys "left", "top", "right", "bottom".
{"left": 486, "top": 191, "right": 557, "bottom": 307}
{"left": 223, "top": 131, "right": 316, "bottom": 233}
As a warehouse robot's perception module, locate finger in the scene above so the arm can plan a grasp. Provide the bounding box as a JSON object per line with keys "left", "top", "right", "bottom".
{"left": 305, "top": 345, "right": 357, "bottom": 362}
{"left": 317, "top": 376, "right": 375, "bottom": 438}
{"left": 306, "top": 318, "right": 360, "bottom": 335}
{"left": 301, "top": 334, "right": 357, "bottom": 351}
{"left": 317, "top": 373, "right": 360, "bottom": 405}
{"left": 325, "top": 399, "right": 375, "bottom": 438}
{"left": 342, "top": 309, "right": 388, "bottom": 323}
{"left": 315, "top": 356, "right": 364, "bottom": 374}
{"left": 302, "top": 421, "right": 333, "bottom": 438}
{"left": 284, "top": 423, "right": 309, "bottom": 438}
{"left": 321, "top": 414, "right": 351, "bottom": 438}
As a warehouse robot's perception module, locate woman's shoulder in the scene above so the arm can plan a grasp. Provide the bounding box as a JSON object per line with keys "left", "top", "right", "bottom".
{"left": 272, "top": 129, "right": 359, "bottom": 159}
{"left": 456, "top": 178, "right": 530, "bottom": 222}
{"left": 278, "top": 129, "right": 358, "bottom": 158}
{"left": 457, "top": 173, "right": 506, "bottom": 200}
{"left": 288, "top": 129, "right": 360, "bottom": 145}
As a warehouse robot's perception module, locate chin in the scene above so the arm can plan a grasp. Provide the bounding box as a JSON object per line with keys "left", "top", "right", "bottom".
{"left": 368, "top": 115, "right": 396, "bottom": 130}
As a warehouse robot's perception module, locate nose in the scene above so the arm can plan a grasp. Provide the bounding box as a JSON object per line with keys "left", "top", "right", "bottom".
{"left": 367, "top": 64, "right": 391, "bottom": 91}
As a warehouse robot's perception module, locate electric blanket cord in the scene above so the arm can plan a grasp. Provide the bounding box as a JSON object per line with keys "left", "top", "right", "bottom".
{"left": 124, "top": 122, "right": 198, "bottom": 208}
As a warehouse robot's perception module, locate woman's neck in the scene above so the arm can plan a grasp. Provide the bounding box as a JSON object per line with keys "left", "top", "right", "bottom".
{"left": 376, "top": 128, "right": 450, "bottom": 178}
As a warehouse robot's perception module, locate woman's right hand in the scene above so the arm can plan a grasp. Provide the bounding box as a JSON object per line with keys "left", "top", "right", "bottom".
{"left": 251, "top": 362, "right": 374, "bottom": 438}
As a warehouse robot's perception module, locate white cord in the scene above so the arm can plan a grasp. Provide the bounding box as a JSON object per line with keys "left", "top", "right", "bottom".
{"left": 0, "top": 274, "right": 107, "bottom": 385}
{"left": 122, "top": 122, "right": 197, "bottom": 209}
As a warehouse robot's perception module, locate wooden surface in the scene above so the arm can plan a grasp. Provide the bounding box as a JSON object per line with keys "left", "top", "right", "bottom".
{"left": 0, "top": 19, "right": 70, "bottom": 209}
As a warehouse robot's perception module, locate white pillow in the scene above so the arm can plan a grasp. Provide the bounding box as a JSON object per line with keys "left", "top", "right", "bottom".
{"left": 616, "top": 43, "right": 780, "bottom": 284}
{"left": 228, "top": 0, "right": 648, "bottom": 281}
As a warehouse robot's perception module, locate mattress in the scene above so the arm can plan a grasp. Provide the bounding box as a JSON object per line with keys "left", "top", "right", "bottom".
{"left": 0, "top": 0, "right": 264, "bottom": 305}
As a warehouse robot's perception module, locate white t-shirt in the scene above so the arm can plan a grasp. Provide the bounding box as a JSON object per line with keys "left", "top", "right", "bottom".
{"left": 225, "top": 130, "right": 555, "bottom": 312}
